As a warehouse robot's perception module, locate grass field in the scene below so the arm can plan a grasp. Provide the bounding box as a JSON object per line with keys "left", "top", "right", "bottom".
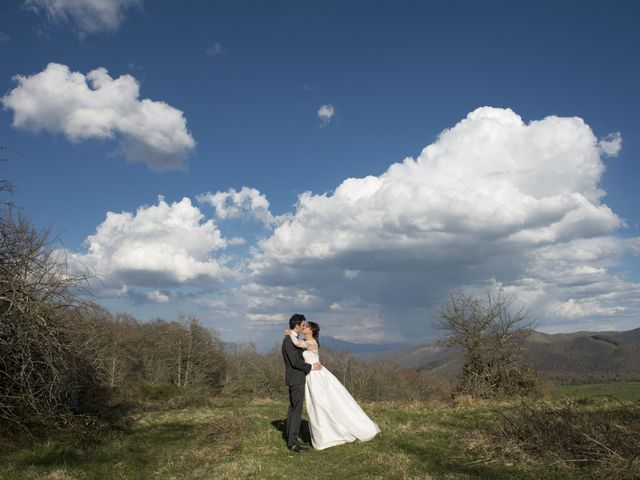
{"left": 1, "top": 384, "right": 638, "bottom": 480}
{"left": 552, "top": 381, "right": 640, "bottom": 402}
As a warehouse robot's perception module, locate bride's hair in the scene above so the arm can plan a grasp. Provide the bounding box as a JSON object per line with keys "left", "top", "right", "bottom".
{"left": 307, "top": 321, "right": 320, "bottom": 347}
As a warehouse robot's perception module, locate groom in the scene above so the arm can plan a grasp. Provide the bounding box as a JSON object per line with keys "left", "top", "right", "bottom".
{"left": 282, "top": 313, "right": 321, "bottom": 452}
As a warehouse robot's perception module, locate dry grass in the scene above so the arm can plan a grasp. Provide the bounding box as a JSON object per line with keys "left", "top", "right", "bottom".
{"left": 3, "top": 392, "right": 639, "bottom": 480}
{"left": 465, "top": 399, "right": 640, "bottom": 479}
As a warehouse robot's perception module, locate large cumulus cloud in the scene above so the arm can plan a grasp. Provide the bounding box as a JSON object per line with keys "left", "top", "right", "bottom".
{"left": 63, "top": 197, "right": 232, "bottom": 297}
{"left": 247, "top": 107, "right": 637, "bottom": 337}
{"left": 1, "top": 63, "right": 195, "bottom": 171}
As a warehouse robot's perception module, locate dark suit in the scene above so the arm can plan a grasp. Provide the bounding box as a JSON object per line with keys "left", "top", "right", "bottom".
{"left": 282, "top": 335, "right": 312, "bottom": 448}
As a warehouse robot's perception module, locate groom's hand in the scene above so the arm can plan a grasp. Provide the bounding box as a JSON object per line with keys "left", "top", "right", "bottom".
{"left": 312, "top": 362, "right": 322, "bottom": 370}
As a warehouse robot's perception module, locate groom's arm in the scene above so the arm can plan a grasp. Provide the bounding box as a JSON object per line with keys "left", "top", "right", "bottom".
{"left": 283, "top": 337, "right": 312, "bottom": 375}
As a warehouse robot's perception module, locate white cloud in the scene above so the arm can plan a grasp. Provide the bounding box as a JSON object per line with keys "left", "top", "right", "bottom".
{"left": 246, "top": 107, "right": 636, "bottom": 336}
{"left": 146, "top": 290, "right": 172, "bottom": 303}
{"left": 198, "top": 187, "right": 275, "bottom": 227}
{"left": 254, "top": 107, "right": 618, "bottom": 270}
{"left": 206, "top": 42, "right": 226, "bottom": 57}
{"left": 628, "top": 237, "right": 640, "bottom": 256}
{"left": 0, "top": 31, "right": 11, "bottom": 44}
{"left": 344, "top": 270, "right": 359, "bottom": 279}
{"left": 1, "top": 63, "right": 196, "bottom": 171}
{"left": 247, "top": 313, "right": 285, "bottom": 323}
{"left": 57, "top": 107, "right": 638, "bottom": 343}
{"left": 63, "top": 196, "right": 231, "bottom": 294}
{"left": 549, "top": 298, "right": 625, "bottom": 319}
{"left": 24, "top": 0, "right": 140, "bottom": 36}
{"left": 598, "top": 132, "right": 622, "bottom": 157}
{"left": 317, "top": 104, "right": 335, "bottom": 126}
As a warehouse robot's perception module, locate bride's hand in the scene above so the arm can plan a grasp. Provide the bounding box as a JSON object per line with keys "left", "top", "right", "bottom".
{"left": 284, "top": 329, "right": 291, "bottom": 336}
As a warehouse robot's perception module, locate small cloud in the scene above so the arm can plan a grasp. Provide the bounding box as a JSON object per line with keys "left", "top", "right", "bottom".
{"left": 0, "top": 31, "right": 11, "bottom": 44}
{"left": 598, "top": 132, "right": 622, "bottom": 157}
{"left": 344, "top": 269, "right": 359, "bottom": 279}
{"left": 228, "top": 237, "right": 247, "bottom": 246}
{"left": 548, "top": 298, "right": 625, "bottom": 319}
{"left": 127, "top": 62, "right": 144, "bottom": 73}
{"left": 247, "top": 313, "right": 285, "bottom": 323}
{"left": 146, "top": 290, "right": 172, "bottom": 303}
{"left": 206, "top": 42, "right": 226, "bottom": 58}
{"left": 24, "top": 0, "right": 141, "bottom": 37}
{"left": 317, "top": 104, "right": 335, "bottom": 127}
{"left": 198, "top": 187, "right": 274, "bottom": 227}
{"left": 628, "top": 237, "right": 640, "bottom": 256}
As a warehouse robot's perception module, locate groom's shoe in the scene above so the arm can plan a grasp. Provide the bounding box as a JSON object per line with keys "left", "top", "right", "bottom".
{"left": 295, "top": 437, "right": 309, "bottom": 446}
{"left": 289, "top": 444, "right": 309, "bottom": 453}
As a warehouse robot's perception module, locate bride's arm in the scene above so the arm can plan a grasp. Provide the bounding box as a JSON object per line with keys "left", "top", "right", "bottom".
{"left": 289, "top": 335, "right": 316, "bottom": 350}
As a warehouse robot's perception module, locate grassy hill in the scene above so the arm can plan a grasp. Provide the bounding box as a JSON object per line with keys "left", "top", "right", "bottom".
{"left": 372, "top": 328, "right": 640, "bottom": 384}
{"left": 2, "top": 390, "right": 639, "bottom": 480}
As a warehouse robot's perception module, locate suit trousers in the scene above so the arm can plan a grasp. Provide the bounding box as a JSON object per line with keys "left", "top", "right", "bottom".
{"left": 286, "top": 383, "right": 305, "bottom": 448}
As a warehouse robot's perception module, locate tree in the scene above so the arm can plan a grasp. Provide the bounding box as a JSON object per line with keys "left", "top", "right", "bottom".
{"left": 436, "top": 288, "right": 542, "bottom": 398}
{"left": 129, "top": 316, "right": 225, "bottom": 389}
{"left": 0, "top": 207, "right": 91, "bottom": 429}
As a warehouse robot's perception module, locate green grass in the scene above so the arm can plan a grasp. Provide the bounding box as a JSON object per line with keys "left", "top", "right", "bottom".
{"left": 551, "top": 381, "right": 640, "bottom": 402}
{"left": 2, "top": 388, "right": 638, "bottom": 480}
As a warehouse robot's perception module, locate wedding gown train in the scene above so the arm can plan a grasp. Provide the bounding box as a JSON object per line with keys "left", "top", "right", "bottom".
{"left": 295, "top": 338, "right": 380, "bottom": 450}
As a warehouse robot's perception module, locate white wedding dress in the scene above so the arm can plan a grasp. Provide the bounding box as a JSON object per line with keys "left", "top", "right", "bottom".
{"left": 292, "top": 337, "right": 380, "bottom": 450}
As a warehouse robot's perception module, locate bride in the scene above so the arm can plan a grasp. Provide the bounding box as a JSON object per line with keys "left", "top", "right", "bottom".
{"left": 285, "top": 321, "right": 380, "bottom": 450}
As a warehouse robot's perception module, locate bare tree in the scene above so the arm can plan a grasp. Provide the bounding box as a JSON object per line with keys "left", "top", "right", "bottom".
{"left": 436, "top": 288, "right": 542, "bottom": 398}
{"left": 172, "top": 315, "right": 225, "bottom": 388}
{"left": 0, "top": 207, "right": 90, "bottom": 429}
{"left": 124, "top": 316, "right": 225, "bottom": 389}
{"left": 70, "top": 305, "right": 142, "bottom": 389}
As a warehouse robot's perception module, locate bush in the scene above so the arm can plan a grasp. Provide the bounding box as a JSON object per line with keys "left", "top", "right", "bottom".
{"left": 483, "top": 400, "right": 640, "bottom": 479}
{"left": 0, "top": 209, "right": 97, "bottom": 432}
{"left": 437, "top": 288, "right": 541, "bottom": 399}
{"left": 456, "top": 364, "right": 545, "bottom": 399}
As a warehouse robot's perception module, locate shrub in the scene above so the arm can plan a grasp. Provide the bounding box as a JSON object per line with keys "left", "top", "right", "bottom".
{"left": 483, "top": 400, "right": 640, "bottom": 479}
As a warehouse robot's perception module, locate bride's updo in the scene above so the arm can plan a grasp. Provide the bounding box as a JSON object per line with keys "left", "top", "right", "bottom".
{"left": 307, "top": 321, "right": 320, "bottom": 346}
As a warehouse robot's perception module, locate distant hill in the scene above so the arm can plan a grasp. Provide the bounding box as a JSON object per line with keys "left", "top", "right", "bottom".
{"left": 369, "top": 328, "right": 640, "bottom": 384}
{"left": 223, "top": 337, "right": 409, "bottom": 355}
{"left": 522, "top": 328, "right": 640, "bottom": 383}
{"left": 321, "top": 336, "right": 408, "bottom": 355}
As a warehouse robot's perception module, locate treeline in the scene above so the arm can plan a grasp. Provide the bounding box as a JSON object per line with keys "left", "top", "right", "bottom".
{"left": 71, "top": 307, "right": 226, "bottom": 391}
{"left": 0, "top": 202, "right": 450, "bottom": 434}
{"left": 0, "top": 196, "right": 227, "bottom": 432}
{"left": 223, "top": 343, "right": 450, "bottom": 402}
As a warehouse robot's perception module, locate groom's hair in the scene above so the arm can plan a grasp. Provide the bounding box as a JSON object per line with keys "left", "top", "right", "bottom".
{"left": 289, "top": 313, "right": 306, "bottom": 329}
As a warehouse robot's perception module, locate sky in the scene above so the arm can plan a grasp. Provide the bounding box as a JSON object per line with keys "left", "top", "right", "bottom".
{"left": 1, "top": 0, "right": 639, "bottom": 349}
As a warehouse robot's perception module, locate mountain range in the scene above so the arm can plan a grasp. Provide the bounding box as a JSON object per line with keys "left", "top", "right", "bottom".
{"left": 321, "top": 336, "right": 408, "bottom": 354}
{"left": 364, "top": 328, "right": 640, "bottom": 383}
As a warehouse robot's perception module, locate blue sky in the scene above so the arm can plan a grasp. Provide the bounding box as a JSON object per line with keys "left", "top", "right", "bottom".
{"left": 1, "top": 0, "right": 639, "bottom": 349}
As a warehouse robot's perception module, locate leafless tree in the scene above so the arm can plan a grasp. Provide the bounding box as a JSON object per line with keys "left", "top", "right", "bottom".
{"left": 120, "top": 316, "right": 226, "bottom": 389}
{"left": 68, "top": 305, "right": 142, "bottom": 389}
{"left": 436, "top": 288, "right": 542, "bottom": 398}
{"left": 221, "top": 343, "right": 286, "bottom": 398}
{"left": 0, "top": 207, "right": 90, "bottom": 430}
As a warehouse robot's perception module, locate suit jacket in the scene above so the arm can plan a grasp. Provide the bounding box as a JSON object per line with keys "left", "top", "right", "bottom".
{"left": 282, "top": 335, "right": 311, "bottom": 386}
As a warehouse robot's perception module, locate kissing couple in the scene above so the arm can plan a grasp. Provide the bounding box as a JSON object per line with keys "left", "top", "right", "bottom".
{"left": 281, "top": 313, "right": 380, "bottom": 452}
